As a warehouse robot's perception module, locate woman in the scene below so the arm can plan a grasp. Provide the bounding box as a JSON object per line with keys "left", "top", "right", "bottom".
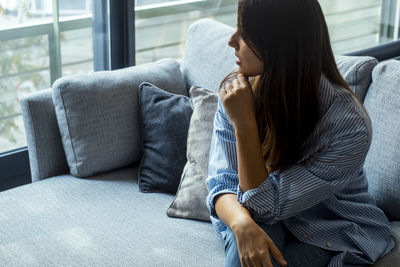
{"left": 205, "top": 0, "right": 395, "bottom": 266}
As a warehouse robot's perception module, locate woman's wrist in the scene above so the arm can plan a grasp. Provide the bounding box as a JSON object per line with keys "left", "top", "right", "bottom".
{"left": 230, "top": 213, "right": 254, "bottom": 234}
{"left": 233, "top": 116, "right": 257, "bottom": 134}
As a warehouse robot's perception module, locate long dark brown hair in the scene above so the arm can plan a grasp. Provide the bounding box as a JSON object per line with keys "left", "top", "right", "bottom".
{"left": 220, "top": 0, "right": 370, "bottom": 174}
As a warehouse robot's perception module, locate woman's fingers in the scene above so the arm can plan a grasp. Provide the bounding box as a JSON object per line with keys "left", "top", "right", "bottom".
{"left": 219, "top": 82, "right": 230, "bottom": 100}
{"left": 232, "top": 78, "right": 239, "bottom": 90}
{"left": 237, "top": 73, "right": 250, "bottom": 87}
{"left": 267, "top": 239, "right": 287, "bottom": 266}
{"left": 262, "top": 252, "right": 274, "bottom": 267}
{"left": 240, "top": 256, "right": 249, "bottom": 267}
{"left": 225, "top": 83, "right": 233, "bottom": 93}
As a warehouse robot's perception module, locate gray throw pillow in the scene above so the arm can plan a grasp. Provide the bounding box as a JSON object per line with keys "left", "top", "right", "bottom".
{"left": 52, "top": 58, "right": 187, "bottom": 178}
{"left": 167, "top": 86, "right": 218, "bottom": 221}
{"left": 363, "top": 60, "right": 400, "bottom": 220}
{"left": 138, "top": 82, "right": 193, "bottom": 194}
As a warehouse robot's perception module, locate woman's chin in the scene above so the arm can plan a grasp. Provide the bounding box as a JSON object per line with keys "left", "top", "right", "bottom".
{"left": 237, "top": 66, "right": 249, "bottom": 76}
{"left": 238, "top": 68, "right": 257, "bottom": 77}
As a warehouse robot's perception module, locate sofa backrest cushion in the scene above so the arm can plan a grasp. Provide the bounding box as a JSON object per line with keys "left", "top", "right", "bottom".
{"left": 181, "top": 18, "right": 378, "bottom": 102}
{"left": 52, "top": 58, "right": 187, "bottom": 178}
{"left": 335, "top": 56, "right": 378, "bottom": 103}
{"left": 363, "top": 60, "right": 400, "bottom": 220}
{"left": 180, "top": 18, "right": 236, "bottom": 93}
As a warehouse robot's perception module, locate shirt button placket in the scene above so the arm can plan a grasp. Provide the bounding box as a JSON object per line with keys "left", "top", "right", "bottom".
{"left": 326, "top": 242, "right": 332, "bottom": 248}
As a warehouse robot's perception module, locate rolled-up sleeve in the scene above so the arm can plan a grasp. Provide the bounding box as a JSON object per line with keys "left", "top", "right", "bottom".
{"left": 236, "top": 129, "right": 371, "bottom": 225}
{"left": 205, "top": 96, "right": 239, "bottom": 233}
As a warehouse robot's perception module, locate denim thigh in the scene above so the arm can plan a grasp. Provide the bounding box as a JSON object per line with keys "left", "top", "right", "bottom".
{"left": 223, "top": 222, "right": 336, "bottom": 267}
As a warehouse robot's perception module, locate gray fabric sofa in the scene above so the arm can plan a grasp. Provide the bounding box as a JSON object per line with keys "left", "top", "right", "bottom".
{"left": 1, "top": 18, "right": 399, "bottom": 266}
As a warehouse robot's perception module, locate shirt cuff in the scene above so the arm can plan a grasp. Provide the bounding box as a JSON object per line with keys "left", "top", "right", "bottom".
{"left": 236, "top": 172, "right": 281, "bottom": 223}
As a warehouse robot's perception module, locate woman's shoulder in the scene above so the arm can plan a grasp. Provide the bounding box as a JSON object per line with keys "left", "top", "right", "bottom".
{"left": 318, "top": 75, "right": 371, "bottom": 139}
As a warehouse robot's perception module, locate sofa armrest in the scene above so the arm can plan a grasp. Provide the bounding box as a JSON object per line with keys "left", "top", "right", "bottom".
{"left": 20, "top": 88, "right": 69, "bottom": 182}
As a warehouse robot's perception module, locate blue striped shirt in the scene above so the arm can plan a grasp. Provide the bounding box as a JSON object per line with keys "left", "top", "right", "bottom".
{"left": 205, "top": 75, "right": 395, "bottom": 266}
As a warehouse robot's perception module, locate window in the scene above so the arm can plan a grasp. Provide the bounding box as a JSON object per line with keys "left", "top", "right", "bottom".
{"left": 321, "top": 0, "right": 400, "bottom": 54}
{"left": 0, "top": 0, "right": 93, "bottom": 155}
{"left": 135, "top": 0, "right": 400, "bottom": 65}
{"left": 135, "top": 0, "right": 239, "bottom": 65}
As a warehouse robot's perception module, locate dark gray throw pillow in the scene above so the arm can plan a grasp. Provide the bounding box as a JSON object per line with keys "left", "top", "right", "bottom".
{"left": 138, "top": 82, "right": 193, "bottom": 194}
{"left": 167, "top": 86, "right": 218, "bottom": 221}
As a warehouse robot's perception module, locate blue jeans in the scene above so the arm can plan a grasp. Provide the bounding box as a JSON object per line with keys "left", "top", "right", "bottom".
{"left": 223, "top": 222, "right": 337, "bottom": 267}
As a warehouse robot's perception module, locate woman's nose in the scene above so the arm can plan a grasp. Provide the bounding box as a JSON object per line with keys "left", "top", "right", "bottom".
{"left": 228, "top": 34, "right": 237, "bottom": 48}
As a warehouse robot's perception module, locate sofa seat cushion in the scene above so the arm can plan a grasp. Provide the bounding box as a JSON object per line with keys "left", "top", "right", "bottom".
{"left": 0, "top": 165, "right": 224, "bottom": 267}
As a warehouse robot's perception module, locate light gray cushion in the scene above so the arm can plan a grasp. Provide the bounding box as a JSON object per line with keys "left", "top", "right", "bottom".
{"left": 0, "top": 164, "right": 225, "bottom": 266}
{"left": 52, "top": 58, "right": 187, "bottom": 178}
{"left": 335, "top": 55, "right": 378, "bottom": 102}
{"left": 181, "top": 18, "right": 236, "bottom": 93}
{"left": 363, "top": 60, "right": 400, "bottom": 220}
{"left": 167, "top": 86, "right": 218, "bottom": 221}
{"left": 181, "top": 18, "right": 378, "bottom": 99}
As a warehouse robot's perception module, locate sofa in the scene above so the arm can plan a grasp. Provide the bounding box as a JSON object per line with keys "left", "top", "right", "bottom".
{"left": 1, "top": 18, "right": 399, "bottom": 266}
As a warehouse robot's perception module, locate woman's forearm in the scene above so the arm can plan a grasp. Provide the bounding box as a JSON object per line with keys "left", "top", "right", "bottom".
{"left": 235, "top": 118, "right": 269, "bottom": 193}
{"left": 214, "top": 193, "right": 252, "bottom": 231}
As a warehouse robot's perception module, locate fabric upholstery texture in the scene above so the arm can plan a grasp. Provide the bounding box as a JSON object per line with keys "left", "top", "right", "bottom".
{"left": 138, "top": 83, "right": 193, "bottom": 194}
{"left": 363, "top": 60, "right": 400, "bottom": 220}
{"left": 335, "top": 55, "right": 378, "bottom": 102}
{"left": 52, "top": 58, "right": 187, "bottom": 178}
{"left": 20, "top": 89, "right": 69, "bottom": 182}
{"left": 167, "top": 86, "right": 218, "bottom": 221}
{"left": 180, "top": 18, "right": 236, "bottom": 93}
{"left": 0, "top": 165, "right": 225, "bottom": 267}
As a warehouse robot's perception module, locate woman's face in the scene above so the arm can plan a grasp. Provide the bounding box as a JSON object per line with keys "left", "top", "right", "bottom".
{"left": 228, "top": 27, "right": 264, "bottom": 77}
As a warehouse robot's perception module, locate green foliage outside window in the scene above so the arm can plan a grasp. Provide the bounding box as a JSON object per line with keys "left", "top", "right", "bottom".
{"left": 0, "top": 2, "right": 48, "bottom": 146}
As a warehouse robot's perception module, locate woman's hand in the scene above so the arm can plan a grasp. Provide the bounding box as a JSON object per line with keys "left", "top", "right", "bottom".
{"left": 220, "top": 73, "right": 256, "bottom": 130}
{"left": 231, "top": 216, "right": 287, "bottom": 267}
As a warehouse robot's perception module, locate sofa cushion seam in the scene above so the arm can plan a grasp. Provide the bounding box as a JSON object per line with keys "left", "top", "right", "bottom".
{"left": 59, "top": 83, "right": 81, "bottom": 177}
{"left": 26, "top": 100, "right": 41, "bottom": 180}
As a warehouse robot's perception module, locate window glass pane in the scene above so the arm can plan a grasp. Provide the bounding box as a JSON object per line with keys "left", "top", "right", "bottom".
{"left": 135, "top": 0, "right": 400, "bottom": 65}
{"left": 0, "top": 0, "right": 51, "bottom": 29}
{"left": 320, "top": 0, "right": 400, "bottom": 54}
{"left": 59, "top": 0, "right": 91, "bottom": 17}
{"left": 61, "top": 28, "right": 93, "bottom": 76}
{"left": 135, "top": 0, "right": 239, "bottom": 65}
{"left": 0, "top": 0, "right": 93, "bottom": 154}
